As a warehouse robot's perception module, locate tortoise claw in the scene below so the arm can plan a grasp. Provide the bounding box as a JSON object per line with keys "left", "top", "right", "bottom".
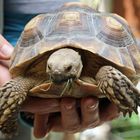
{"left": 134, "top": 107, "right": 138, "bottom": 115}
{"left": 122, "top": 110, "right": 127, "bottom": 117}
{"left": 128, "top": 111, "right": 132, "bottom": 117}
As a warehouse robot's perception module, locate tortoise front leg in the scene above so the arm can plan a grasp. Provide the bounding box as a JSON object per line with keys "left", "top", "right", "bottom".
{"left": 0, "top": 77, "right": 37, "bottom": 138}
{"left": 95, "top": 66, "right": 140, "bottom": 117}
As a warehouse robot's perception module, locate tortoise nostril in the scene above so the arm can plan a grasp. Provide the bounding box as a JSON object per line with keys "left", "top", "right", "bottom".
{"left": 65, "top": 65, "right": 72, "bottom": 72}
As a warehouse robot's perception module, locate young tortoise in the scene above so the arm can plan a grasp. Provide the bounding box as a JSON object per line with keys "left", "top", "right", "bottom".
{"left": 1, "top": 2, "right": 140, "bottom": 137}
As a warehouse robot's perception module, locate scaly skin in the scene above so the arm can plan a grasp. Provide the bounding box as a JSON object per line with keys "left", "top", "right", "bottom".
{"left": 0, "top": 76, "right": 40, "bottom": 138}
{"left": 95, "top": 66, "right": 140, "bottom": 117}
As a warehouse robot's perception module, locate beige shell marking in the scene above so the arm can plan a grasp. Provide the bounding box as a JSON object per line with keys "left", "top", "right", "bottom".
{"left": 60, "top": 12, "right": 81, "bottom": 25}
{"left": 106, "top": 17, "right": 122, "bottom": 30}
{"left": 63, "top": 12, "right": 80, "bottom": 20}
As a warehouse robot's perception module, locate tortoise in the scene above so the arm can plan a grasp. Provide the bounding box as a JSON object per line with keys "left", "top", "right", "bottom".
{"left": 1, "top": 2, "right": 140, "bottom": 137}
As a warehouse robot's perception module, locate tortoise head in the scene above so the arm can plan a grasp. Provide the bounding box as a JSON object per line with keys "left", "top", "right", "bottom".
{"left": 46, "top": 48, "right": 83, "bottom": 83}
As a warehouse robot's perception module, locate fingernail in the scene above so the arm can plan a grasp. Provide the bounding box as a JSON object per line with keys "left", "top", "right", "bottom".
{"left": 65, "top": 104, "right": 73, "bottom": 110}
{"left": 88, "top": 105, "right": 95, "bottom": 109}
{"left": 0, "top": 44, "right": 13, "bottom": 57}
{"left": 87, "top": 103, "right": 98, "bottom": 109}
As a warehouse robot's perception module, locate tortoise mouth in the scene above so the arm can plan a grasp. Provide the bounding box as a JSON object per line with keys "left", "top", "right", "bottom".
{"left": 50, "top": 74, "right": 76, "bottom": 84}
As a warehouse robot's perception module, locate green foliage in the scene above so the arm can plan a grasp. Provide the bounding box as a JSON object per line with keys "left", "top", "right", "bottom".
{"left": 111, "top": 114, "right": 140, "bottom": 140}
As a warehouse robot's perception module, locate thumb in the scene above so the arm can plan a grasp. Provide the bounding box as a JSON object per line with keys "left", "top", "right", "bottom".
{"left": 0, "top": 35, "right": 13, "bottom": 60}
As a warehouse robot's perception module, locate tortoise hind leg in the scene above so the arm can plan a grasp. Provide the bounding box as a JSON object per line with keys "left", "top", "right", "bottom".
{"left": 0, "top": 77, "right": 35, "bottom": 138}
{"left": 95, "top": 66, "right": 140, "bottom": 117}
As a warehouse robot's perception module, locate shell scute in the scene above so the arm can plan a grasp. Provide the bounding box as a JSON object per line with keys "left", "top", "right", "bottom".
{"left": 98, "top": 46, "right": 123, "bottom": 65}
{"left": 94, "top": 15, "right": 135, "bottom": 48}
{"left": 119, "top": 47, "right": 135, "bottom": 72}
{"left": 127, "top": 45, "right": 140, "bottom": 73}
{"left": 19, "top": 14, "right": 45, "bottom": 48}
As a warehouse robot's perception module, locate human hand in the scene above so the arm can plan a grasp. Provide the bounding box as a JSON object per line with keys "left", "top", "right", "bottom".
{"left": 21, "top": 97, "right": 119, "bottom": 138}
{"left": 0, "top": 34, "right": 14, "bottom": 86}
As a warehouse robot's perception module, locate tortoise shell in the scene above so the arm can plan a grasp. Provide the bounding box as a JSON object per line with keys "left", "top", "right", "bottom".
{"left": 10, "top": 2, "right": 140, "bottom": 84}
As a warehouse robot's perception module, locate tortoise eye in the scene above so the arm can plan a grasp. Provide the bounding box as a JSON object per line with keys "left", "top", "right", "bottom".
{"left": 48, "top": 65, "right": 52, "bottom": 70}
{"left": 65, "top": 65, "right": 72, "bottom": 72}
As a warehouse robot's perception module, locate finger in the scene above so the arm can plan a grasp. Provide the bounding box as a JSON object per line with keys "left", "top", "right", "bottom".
{"left": 0, "top": 65, "right": 11, "bottom": 86}
{"left": 0, "top": 60, "right": 10, "bottom": 68}
{"left": 0, "top": 35, "right": 13, "bottom": 59}
{"left": 60, "top": 98, "right": 80, "bottom": 132}
{"left": 0, "top": 51, "right": 10, "bottom": 60}
{"left": 21, "top": 97, "right": 60, "bottom": 113}
{"left": 0, "top": 35, "right": 14, "bottom": 58}
{"left": 81, "top": 97, "right": 100, "bottom": 128}
{"left": 33, "top": 114, "right": 49, "bottom": 138}
{"left": 99, "top": 99, "right": 119, "bottom": 123}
